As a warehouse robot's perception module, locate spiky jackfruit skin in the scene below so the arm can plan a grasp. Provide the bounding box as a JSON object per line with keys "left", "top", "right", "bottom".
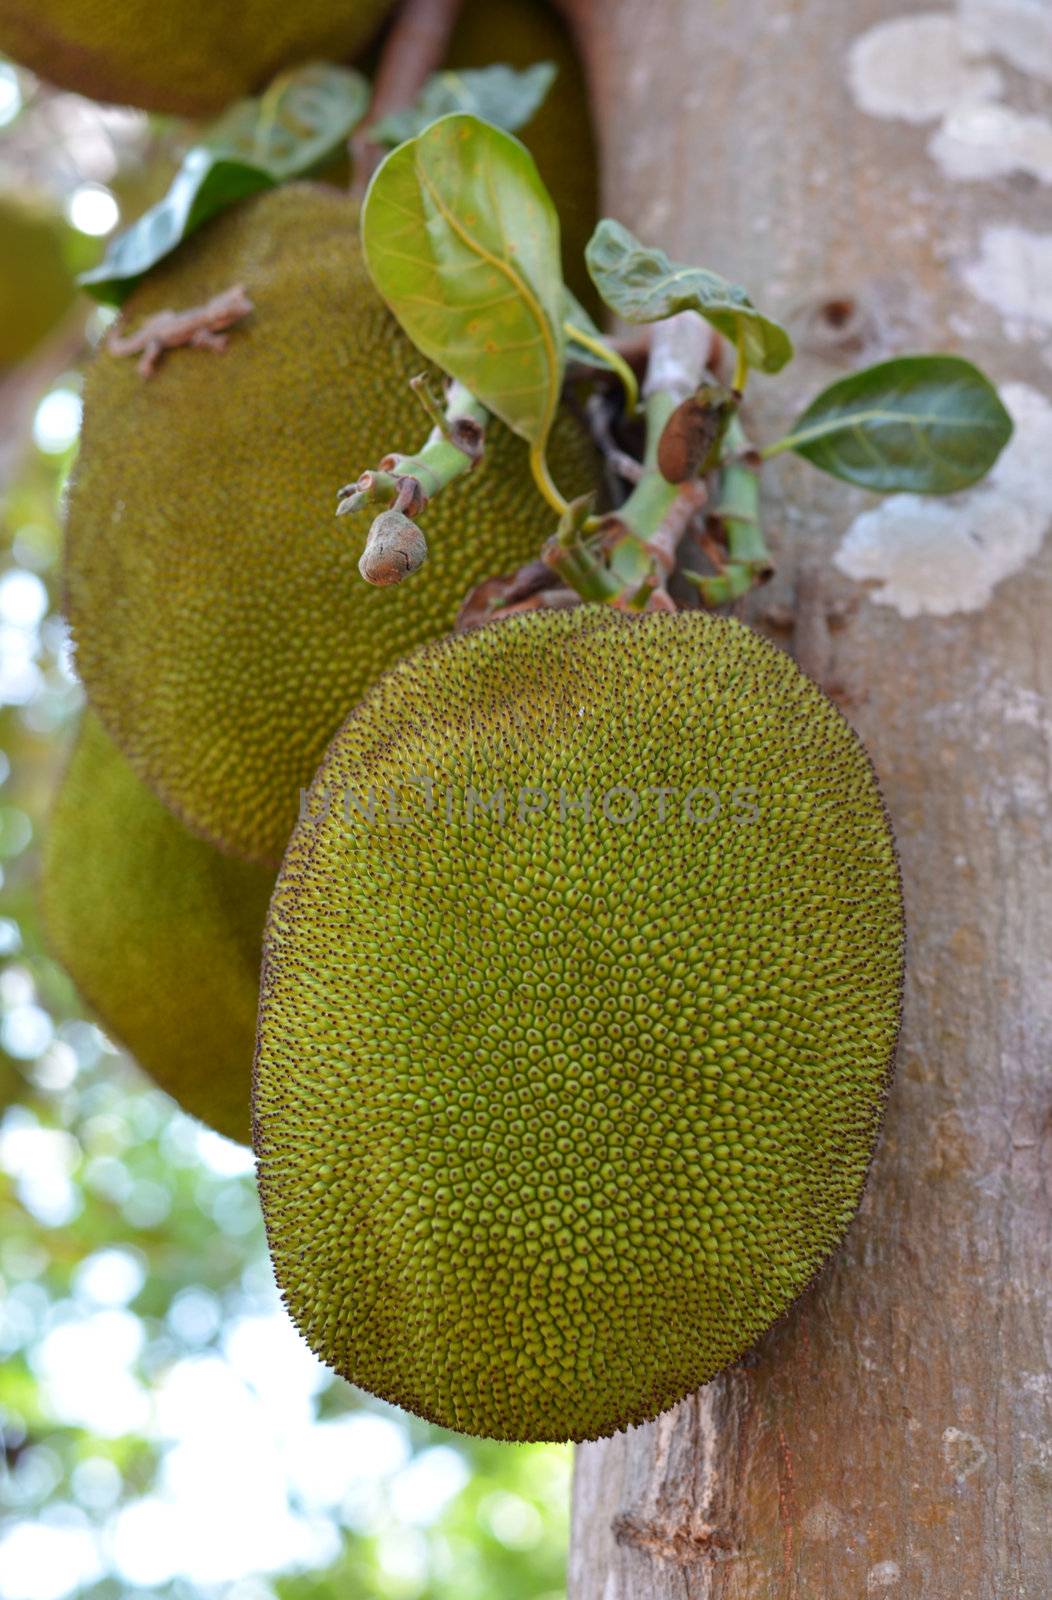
{"left": 445, "top": 0, "right": 599, "bottom": 311}
{"left": 41, "top": 715, "right": 273, "bottom": 1145}
{"left": 0, "top": 198, "right": 75, "bottom": 370}
{"left": 64, "top": 184, "right": 597, "bottom": 867}
{"left": 254, "top": 607, "right": 904, "bottom": 1443}
{"left": 0, "top": 0, "right": 393, "bottom": 116}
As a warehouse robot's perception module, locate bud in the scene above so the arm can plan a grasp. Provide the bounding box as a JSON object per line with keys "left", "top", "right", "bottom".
{"left": 358, "top": 510, "right": 428, "bottom": 587}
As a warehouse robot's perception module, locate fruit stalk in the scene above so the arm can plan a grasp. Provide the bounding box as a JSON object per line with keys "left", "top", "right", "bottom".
{"left": 337, "top": 376, "right": 487, "bottom": 517}
{"left": 343, "top": 376, "right": 490, "bottom": 585}
{"left": 689, "top": 414, "right": 773, "bottom": 605}
{"left": 596, "top": 312, "right": 715, "bottom": 607}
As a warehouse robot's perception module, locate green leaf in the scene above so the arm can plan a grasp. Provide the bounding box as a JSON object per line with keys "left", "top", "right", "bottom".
{"left": 767, "top": 354, "right": 1013, "bottom": 493}
{"left": 79, "top": 64, "right": 369, "bottom": 305}
{"left": 585, "top": 217, "right": 793, "bottom": 375}
{"left": 371, "top": 62, "right": 557, "bottom": 147}
{"left": 362, "top": 113, "right": 565, "bottom": 451}
{"left": 77, "top": 157, "right": 274, "bottom": 306}
{"left": 206, "top": 63, "right": 370, "bottom": 178}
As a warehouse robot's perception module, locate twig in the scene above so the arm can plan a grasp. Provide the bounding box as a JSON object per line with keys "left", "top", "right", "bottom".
{"left": 583, "top": 392, "right": 644, "bottom": 484}
{"left": 614, "top": 311, "right": 715, "bottom": 540}
{"left": 681, "top": 409, "right": 774, "bottom": 607}
{"left": 337, "top": 376, "right": 486, "bottom": 518}
{"left": 693, "top": 523, "right": 729, "bottom": 573}
{"left": 545, "top": 314, "right": 718, "bottom": 612}
{"left": 643, "top": 311, "right": 715, "bottom": 405}
{"left": 645, "top": 480, "right": 708, "bottom": 575}
{"left": 349, "top": 0, "right": 465, "bottom": 198}
{"left": 457, "top": 558, "right": 582, "bottom": 628}
{"left": 488, "top": 587, "right": 581, "bottom": 619}
{"left": 709, "top": 415, "right": 772, "bottom": 573}
{"left": 339, "top": 376, "right": 488, "bottom": 585}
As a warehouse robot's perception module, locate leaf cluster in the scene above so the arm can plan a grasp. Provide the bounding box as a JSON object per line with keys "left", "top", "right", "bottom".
{"left": 362, "top": 114, "right": 1009, "bottom": 505}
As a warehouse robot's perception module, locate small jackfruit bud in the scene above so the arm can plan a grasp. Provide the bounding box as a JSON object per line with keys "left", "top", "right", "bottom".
{"left": 358, "top": 509, "right": 428, "bottom": 586}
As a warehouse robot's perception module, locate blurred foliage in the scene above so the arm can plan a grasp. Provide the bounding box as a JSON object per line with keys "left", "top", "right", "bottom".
{"left": 0, "top": 58, "right": 570, "bottom": 1600}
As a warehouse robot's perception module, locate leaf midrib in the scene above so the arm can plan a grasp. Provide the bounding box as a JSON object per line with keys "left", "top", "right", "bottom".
{"left": 784, "top": 401, "right": 1002, "bottom": 456}
{"left": 412, "top": 145, "right": 559, "bottom": 440}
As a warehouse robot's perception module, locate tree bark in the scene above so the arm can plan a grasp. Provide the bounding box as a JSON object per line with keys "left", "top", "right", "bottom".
{"left": 563, "top": 1, "right": 1052, "bottom": 1595}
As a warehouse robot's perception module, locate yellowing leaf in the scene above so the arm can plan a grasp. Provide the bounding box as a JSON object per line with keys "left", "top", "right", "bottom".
{"left": 361, "top": 113, "right": 565, "bottom": 452}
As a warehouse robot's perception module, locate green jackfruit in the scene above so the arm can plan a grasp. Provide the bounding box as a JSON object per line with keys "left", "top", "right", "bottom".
{"left": 445, "top": 0, "right": 599, "bottom": 310}
{"left": 0, "top": 197, "right": 75, "bottom": 370}
{"left": 42, "top": 714, "right": 272, "bottom": 1145}
{"left": 64, "top": 183, "right": 598, "bottom": 867}
{"left": 0, "top": 0, "right": 394, "bottom": 116}
{"left": 254, "top": 607, "right": 904, "bottom": 1443}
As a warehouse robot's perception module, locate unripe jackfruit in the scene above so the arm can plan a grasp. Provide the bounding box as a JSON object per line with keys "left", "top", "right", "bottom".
{"left": 254, "top": 607, "right": 904, "bottom": 1443}
{"left": 445, "top": 0, "right": 599, "bottom": 310}
{"left": 0, "top": 0, "right": 394, "bottom": 116}
{"left": 64, "top": 184, "right": 597, "bottom": 867}
{"left": 42, "top": 714, "right": 272, "bottom": 1145}
{"left": 0, "top": 197, "right": 75, "bottom": 370}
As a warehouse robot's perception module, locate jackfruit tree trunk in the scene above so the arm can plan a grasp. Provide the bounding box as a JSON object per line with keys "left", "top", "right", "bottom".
{"left": 563, "top": 1, "right": 1052, "bottom": 1595}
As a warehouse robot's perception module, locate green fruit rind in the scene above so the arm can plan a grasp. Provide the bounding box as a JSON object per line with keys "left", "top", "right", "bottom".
{"left": 0, "top": 196, "right": 75, "bottom": 370}
{"left": 63, "top": 185, "right": 598, "bottom": 867}
{"left": 41, "top": 714, "right": 272, "bottom": 1145}
{"left": 254, "top": 607, "right": 904, "bottom": 1443}
{"left": 0, "top": 0, "right": 394, "bottom": 116}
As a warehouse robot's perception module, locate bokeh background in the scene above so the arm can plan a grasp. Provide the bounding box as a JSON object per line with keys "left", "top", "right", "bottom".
{"left": 0, "top": 60, "right": 570, "bottom": 1600}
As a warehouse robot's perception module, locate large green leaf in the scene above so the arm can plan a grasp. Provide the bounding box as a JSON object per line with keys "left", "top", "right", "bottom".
{"left": 79, "top": 64, "right": 369, "bottom": 305}
{"left": 371, "top": 62, "right": 557, "bottom": 147}
{"left": 361, "top": 113, "right": 565, "bottom": 450}
{"left": 585, "top": 218, "right": 793, "bottom": 375}
{"left": 768, "top": 354, "right": 1013, "bottom": 493}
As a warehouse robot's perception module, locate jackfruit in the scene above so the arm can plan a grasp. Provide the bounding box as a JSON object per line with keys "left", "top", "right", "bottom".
{"left": 41, "top": 714, "right": 272, "bottom": 1145}
{"left": 445, "top": 0, "right": 599, "bottom": 310}
{"left": 0, "top": 0, "right": 394, "bottom": 117}
{"left": 0, "top": 196, "right": 76, "bottom": 370}
{"left": 254, "top": 606, "right": 904, "bottom": 1443}
{"left": 64, "top": 183, "right": 598, "bottom": 867}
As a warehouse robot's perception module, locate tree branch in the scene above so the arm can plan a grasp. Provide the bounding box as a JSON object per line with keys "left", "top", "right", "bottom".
{"left": 349, "top": 0, "right": 465, "bottom": 197}
{"left": 567, "top": 1, "right": 1052, "bottom": 1594}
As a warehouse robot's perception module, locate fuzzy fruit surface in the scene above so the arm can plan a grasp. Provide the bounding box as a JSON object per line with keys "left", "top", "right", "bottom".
{"left": 0, "top": 0, "right": 394, "bottom": 115}
{"left": 254, "top": 607, "right": 904, "bottom": 1443}
{"left": 64, "top": 184, "right": 598, "bottom": 866}
{"left": 0, "top": 197, "right": 75, "bottom": 369}
{"left": 43, "top": 715, "right": 272, "bottom": 1145}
